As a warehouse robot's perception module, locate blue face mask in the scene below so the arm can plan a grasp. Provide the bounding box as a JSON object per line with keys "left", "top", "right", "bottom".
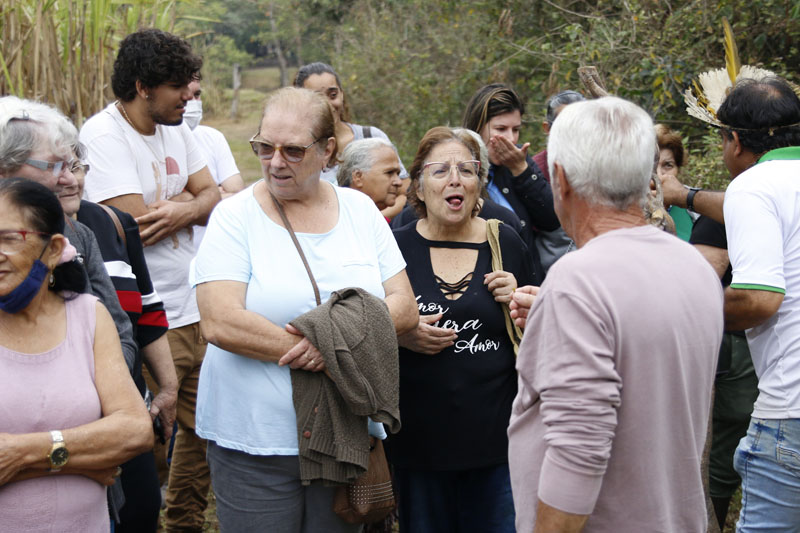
{"left": 0, "top": 258, "right": 49, "bottom": 314}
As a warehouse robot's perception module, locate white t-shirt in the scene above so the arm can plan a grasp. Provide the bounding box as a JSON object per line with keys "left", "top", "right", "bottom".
{"left": 80, "top": 102, "right": 207, "bottom": 328}
{"left": 725, "top": 155, "right": 800, "bottom": 418}
{"left": 191, "top": 125, "right": 240, "bottom": 251}
{"left": 321, "top": 122, "right": 409, "bottom": 184}
{"left": 190, "top": 183, "right": 405, "bottom": 454}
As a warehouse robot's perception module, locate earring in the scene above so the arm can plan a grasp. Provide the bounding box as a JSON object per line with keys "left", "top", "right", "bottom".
{"left": 49, "top": 273, "right": 55, "bottom": 287}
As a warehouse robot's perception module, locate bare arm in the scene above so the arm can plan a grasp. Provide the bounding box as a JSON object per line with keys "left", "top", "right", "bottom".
{"left": 135, "top": 166, "right": 220, "bottom": 245}
{"left": 197, "top": 280, "right": 300, "bottom": 362}
{"left": 534, "top": 500, "right": 589, "bottom": 533}
{"left": 660, "top": 173, "right": 725, "bottom": 224}
{"left": 141, "top": 334, "right": 178, "bottom": 441}
{"left": 381, "top": 270, "right": 419, "bottom": 335}
{"left": 220, "top": 173, "right": 245, "bottom": 200}
{"left": 724, "top": 287, "right": 784, "bottom": 331}
{"left": 693, "top": 245, "right": 729, "bottom": 280}
{"left": 0, "top": 303, "right": 152, "bottom": 485}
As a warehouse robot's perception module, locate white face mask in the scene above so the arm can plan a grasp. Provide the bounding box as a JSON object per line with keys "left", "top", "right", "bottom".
{"left": 183, "top": 99, "right": 203, "bottom": 130}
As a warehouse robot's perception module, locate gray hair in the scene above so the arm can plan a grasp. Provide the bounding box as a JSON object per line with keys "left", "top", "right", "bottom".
{"left": 548, "top": 96, "right": 655, "bottom": 210}
{"left": 545, "top": 90, "right": 585, "bottom": 125}
{"left": 0, "top": 96, "right": 78, "bottom": 176}
{"left": 337, "top": 137, "right": 398, "bottom": 187}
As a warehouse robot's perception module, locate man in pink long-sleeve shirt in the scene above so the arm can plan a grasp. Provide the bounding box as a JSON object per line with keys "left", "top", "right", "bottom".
{"left": 507, "top": 97, "right": 724, "bottom": 532}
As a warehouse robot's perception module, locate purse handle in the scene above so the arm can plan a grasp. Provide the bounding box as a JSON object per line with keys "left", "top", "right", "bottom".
{"left": 270, "top": 192, "right": 322, "bottom": 306}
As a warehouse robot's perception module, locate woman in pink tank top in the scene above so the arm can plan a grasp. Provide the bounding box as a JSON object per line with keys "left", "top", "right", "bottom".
{"left": 0, "top": 179, "right": 152, "bottom": 532}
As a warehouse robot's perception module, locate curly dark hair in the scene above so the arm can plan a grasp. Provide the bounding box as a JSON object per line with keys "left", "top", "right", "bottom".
{"left": 112, "top": 28, "right": 202, "bottom": 102}
{"left": 717, "top": 77, "right": 800, "bottom": 156}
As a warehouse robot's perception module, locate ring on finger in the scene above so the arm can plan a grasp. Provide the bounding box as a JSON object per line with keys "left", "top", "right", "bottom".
{"left": 309, "top": 359, "right": 315, "bottom": 365}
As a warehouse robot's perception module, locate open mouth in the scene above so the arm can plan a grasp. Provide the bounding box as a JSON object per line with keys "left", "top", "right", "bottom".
{"left": 445, "top": 193, "right": 464, "bottom": 209}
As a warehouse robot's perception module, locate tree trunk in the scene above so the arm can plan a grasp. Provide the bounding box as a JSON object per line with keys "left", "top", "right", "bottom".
{"left": 230, "top": 63, "right": 241, "bottom": 120}
{"left": 269, "top": 1, "right": 288, "bottom": 87}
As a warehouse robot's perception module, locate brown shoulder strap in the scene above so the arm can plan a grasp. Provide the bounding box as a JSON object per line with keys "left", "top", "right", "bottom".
{"left": 269, "top": 192, "right": 321, "bottom": 306}
{"left": 486, "top": 218, "right": 523, "bottom": 356}
{"left": 97, "top": 203, "right": 127, "bottom": 247}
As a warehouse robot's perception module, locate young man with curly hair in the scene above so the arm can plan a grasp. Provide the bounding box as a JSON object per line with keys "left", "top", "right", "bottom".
{"left": 80, "top": 28, "right": 220, "bottom": 533}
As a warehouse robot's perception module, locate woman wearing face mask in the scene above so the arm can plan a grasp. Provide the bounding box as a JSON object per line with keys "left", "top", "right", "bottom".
{"left": 462, "top": 84, "right": 561, "bottom": 283}
{"left": 294, "top": 62, "right": 409, "bottom": 220}
{"left": 0, "top": 178, "right": 152, "bottom": 532}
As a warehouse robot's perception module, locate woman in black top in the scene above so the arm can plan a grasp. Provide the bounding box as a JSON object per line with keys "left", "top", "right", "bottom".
{"left": 462, "top": 83, "right": 560, "bottom": 283}
{"left": 387, "top": 127, "right": 533, "bottom": 533}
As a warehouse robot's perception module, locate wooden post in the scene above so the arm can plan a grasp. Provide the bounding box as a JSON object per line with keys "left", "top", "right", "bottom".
{"left": 230, "top": 63, "right": 241, "bottom": 120}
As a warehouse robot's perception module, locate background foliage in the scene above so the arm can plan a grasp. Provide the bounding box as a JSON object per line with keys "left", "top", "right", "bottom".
{"left": 1, "top": 0, "right": 798, "bottom": 187}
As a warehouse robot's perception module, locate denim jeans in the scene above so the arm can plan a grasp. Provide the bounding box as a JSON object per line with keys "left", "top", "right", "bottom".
{"left": 394, "top": 463, "right": 515, "bottom": 533}
{"left": 734, "top": 417, "right": 800, "bottom": 532}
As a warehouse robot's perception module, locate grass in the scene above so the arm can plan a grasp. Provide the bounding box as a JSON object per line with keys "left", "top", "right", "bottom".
{"left": 204, "top": 87, "right": 270, "bottom": 184}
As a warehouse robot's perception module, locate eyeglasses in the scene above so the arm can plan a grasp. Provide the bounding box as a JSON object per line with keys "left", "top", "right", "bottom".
{"left": 24, "top": 158, "right": 76, "bottom": 177}
{"left": 249, "top": 135, "right": 323, "bottom": 163}
{"left": 0, "top": 230, "right": 51, "bottom": 256}
{"left": 70, "top": 161, "right": 89, "bottom": 175}
{"left": 422, "top": 160, "right": 481, "bottom": 180}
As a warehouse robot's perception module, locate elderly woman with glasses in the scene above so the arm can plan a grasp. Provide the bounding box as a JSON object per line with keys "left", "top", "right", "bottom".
{"left": 191, "top": 87, "right": 417, "bottom": 531}
{"left": 386, "top": 127, "right": 534, "bottom": 533}
{"left": 0, "top": 178, "right": 152, "bottom": 531}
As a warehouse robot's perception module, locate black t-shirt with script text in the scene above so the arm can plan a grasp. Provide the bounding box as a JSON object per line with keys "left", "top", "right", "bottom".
{"left": 386, "top": 221, "right": 533, "bottom": 470}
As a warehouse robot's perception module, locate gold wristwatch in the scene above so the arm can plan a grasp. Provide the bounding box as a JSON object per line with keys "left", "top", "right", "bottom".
{"left": 47, "top": 430, "right": 69, "bottom": 472}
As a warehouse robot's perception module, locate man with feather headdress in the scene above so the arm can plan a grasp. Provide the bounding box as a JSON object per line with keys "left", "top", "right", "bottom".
{"left": 714, "top": 76, "right": 800, "bottom": 532}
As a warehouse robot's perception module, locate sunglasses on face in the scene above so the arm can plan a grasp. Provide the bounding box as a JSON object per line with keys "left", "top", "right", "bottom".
{"left": 249, "top": 135, "right": 322, "bottom": 163}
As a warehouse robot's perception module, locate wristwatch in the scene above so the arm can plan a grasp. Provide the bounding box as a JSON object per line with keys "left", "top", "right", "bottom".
{"left": 686, "top": 187, "right": 702, "bottom": 212}
{"left": 47, "top": 430, "right": 69, "bottom": 472}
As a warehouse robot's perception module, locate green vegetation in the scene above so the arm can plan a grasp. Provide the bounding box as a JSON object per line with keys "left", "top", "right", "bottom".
{"left": 3, "top": 0, "right": 798, "bottom": 189}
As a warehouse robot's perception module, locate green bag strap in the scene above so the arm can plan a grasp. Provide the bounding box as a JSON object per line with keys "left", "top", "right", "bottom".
{"left": 486, "top": 218, "right": 523, "bottom": 356}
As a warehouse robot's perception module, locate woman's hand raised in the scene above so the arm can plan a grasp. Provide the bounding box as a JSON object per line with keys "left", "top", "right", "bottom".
{"left": 487, "top": 135, "right": 530, "bottom": 177}
{"left": 397, "top": 312, "right": 457, "bottom": 355}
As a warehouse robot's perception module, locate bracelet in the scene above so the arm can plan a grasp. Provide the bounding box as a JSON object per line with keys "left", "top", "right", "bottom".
{"left": 686, "top": 187, "right": 702, "bottom": 212}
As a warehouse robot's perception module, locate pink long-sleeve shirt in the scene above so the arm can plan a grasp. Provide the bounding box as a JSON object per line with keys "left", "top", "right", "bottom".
{"left": 508, "top": 225, "right": 723, "bottom": 533}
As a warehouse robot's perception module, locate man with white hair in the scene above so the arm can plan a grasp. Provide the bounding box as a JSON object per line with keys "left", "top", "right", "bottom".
{"left": 337, "top": 138, "right": 403, "bottom": 214}
{"left": 507, "top": 97, "right": 724, "bottom": 532}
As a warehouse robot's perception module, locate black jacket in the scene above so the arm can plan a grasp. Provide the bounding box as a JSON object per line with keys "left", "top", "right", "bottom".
{"left": 487, "top": 156, "right": 560, "bottom": 283}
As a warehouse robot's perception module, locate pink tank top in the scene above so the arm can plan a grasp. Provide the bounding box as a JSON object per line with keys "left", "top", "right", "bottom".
{"left": 0, "top": 293, "right": 107, "bottom": 532}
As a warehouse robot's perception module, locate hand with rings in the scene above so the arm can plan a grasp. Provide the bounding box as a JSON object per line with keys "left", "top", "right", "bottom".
{"left": 278, "top": 324, "right": 325, "bottom": 372}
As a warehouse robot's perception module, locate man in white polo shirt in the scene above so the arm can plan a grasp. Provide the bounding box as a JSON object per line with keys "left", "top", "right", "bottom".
{"left": 718, "top": 77, "right": 800, "bottom": 531}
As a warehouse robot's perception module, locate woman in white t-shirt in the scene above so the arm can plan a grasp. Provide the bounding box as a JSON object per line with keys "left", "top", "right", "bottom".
{"left": 192, "top": 87, "right": 417, "bottom": 532}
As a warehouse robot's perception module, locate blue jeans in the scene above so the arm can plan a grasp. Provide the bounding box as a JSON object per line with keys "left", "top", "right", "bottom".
{"left": 734, "top": 417, "right": 800, "bottom": 532}
{"left": 394, "top": 463, "right": 515, "bottom": 533}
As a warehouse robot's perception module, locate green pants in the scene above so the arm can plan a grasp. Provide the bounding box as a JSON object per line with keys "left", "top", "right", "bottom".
{"left": 709, "top": 333, "right": 759, "bottom": 499}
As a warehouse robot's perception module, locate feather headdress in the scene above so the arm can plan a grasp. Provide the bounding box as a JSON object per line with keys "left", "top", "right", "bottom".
{"left": 684, "top": 18, "right": 798, "bottom": 127}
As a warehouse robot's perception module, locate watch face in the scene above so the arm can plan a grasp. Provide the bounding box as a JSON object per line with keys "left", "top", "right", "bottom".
{"left": 51, "top": 446, "right": 69, "bottom": 467}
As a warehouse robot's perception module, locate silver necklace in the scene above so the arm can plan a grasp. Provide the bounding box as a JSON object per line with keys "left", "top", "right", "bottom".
{"left": 115, "top": 100, "right": 166, "bottom": 164}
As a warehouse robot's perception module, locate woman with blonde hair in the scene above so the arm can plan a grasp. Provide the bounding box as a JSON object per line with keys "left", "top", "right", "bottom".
{"left": 193, "top": 87, "right": 418, "bottom": 531}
